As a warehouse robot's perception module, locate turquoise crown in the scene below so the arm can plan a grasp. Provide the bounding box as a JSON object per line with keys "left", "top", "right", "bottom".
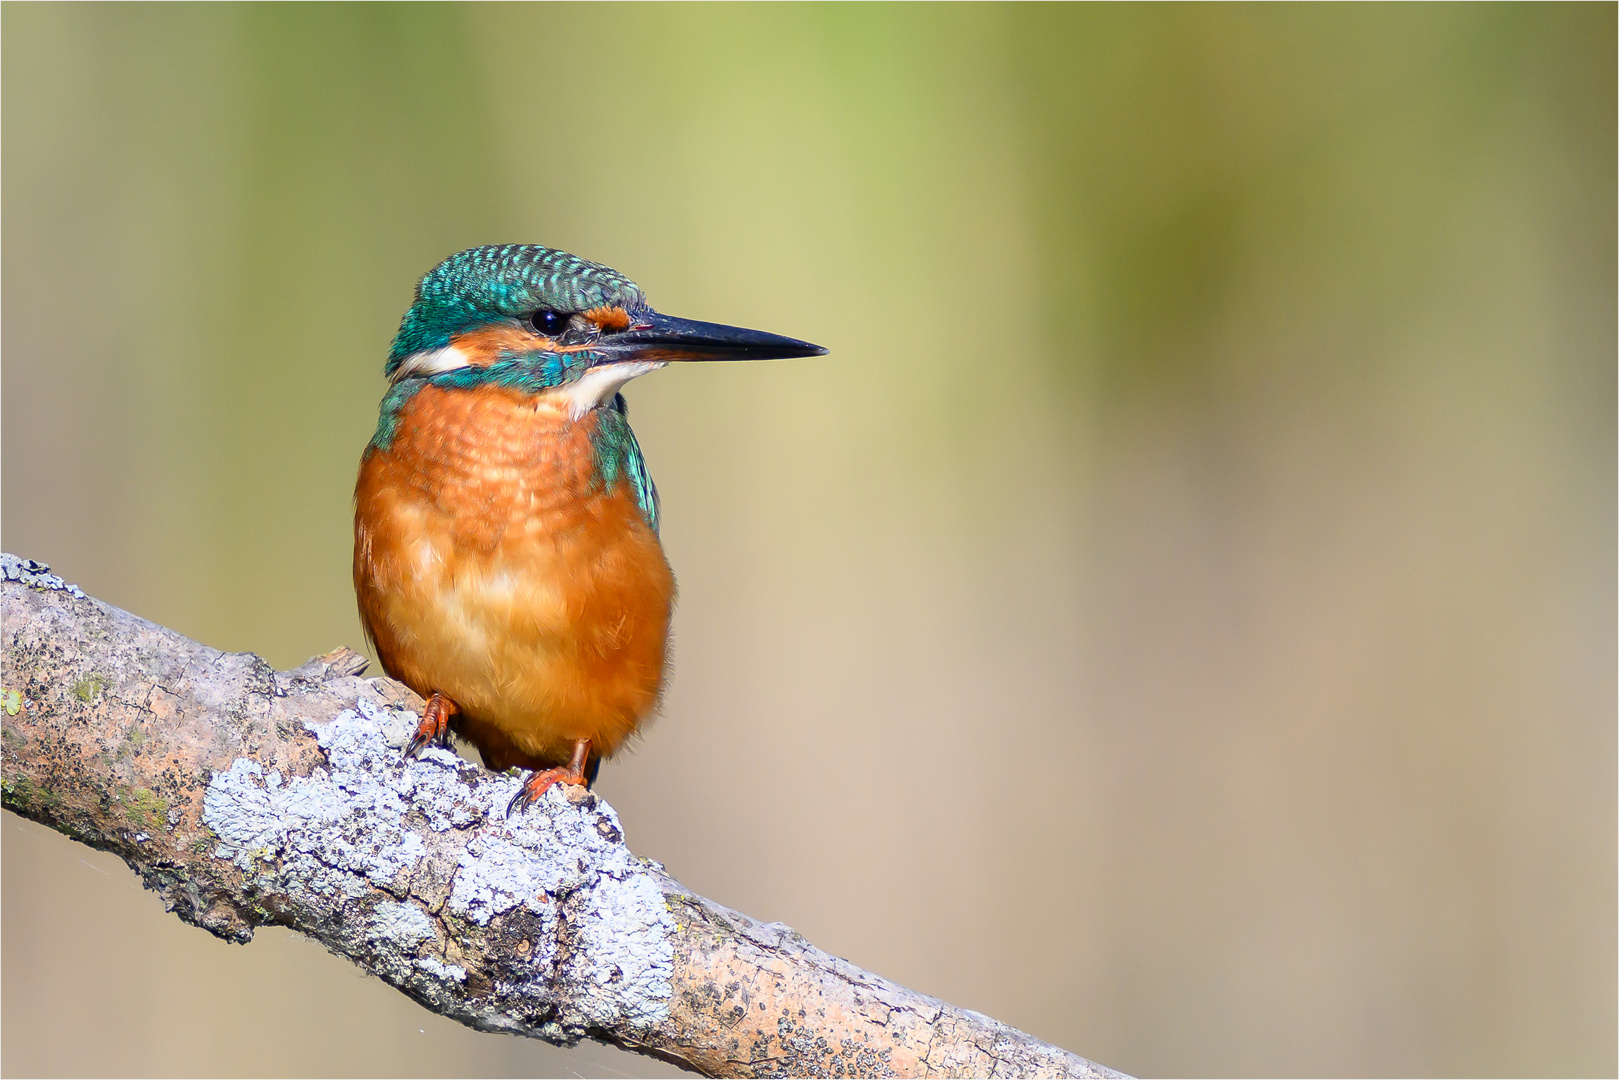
{"left": 385, "top": 245, "right": 647, "bottom": 377}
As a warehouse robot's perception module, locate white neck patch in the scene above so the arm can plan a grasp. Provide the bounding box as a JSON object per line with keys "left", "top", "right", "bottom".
{"left": 391, "top": 345, "right": 472, "bottom": 383}
{"left": 560, "top": 361, "right": 667, "bottom": 420}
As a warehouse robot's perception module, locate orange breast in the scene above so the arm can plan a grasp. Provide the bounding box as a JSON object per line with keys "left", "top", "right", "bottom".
{"left": 353, "top": 383, "right": 674, "bottom": 770}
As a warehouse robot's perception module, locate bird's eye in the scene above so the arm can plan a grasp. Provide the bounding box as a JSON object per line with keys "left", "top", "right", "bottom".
{"left": 530, "top": 310, "right": 568, "bottom": 337}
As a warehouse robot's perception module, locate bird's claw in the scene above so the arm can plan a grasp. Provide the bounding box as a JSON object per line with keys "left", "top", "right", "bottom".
{"left": 404, "top": 691, "right": 456, "bottom": 758}
{"left": 506, "top": 767, "right": 587, "bottom": 817}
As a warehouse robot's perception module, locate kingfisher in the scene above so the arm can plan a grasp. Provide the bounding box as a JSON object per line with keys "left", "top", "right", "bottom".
{"left": 354, "top": 244, "right": 825, "bottom": 812}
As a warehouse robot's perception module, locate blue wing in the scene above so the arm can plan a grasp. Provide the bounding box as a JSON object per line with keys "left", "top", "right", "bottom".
{"left": 603, "top": 393, "right": 660, "bottom": 534}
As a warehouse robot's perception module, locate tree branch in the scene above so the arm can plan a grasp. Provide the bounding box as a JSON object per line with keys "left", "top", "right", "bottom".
{"left": 0, "top": 553, "right": 1124, "bottom": 1079}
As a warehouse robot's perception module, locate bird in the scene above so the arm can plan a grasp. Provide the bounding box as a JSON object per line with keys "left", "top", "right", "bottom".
{"left": 354, "top": 244, "right": 825, "bottom": 814}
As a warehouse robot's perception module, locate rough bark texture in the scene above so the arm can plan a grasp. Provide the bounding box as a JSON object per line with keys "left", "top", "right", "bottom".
{"left": 0, "top": 554, "right": 1124, "bottom": 1079}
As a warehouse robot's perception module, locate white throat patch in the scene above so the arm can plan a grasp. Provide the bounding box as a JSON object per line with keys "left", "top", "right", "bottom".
{"left": 390, "top": 348, "right": 665, "bottom": 420}
{"left": 561, "top": 361, "right": 667, "bottom": 420}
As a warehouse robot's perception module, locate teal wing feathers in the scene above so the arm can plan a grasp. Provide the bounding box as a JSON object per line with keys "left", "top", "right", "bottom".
{"left": 597, "top": 393, "right": 660, "bottom": 534}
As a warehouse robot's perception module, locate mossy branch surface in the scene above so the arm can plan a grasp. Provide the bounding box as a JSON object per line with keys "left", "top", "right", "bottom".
{"left": 0, "top": 553, "right": 1124, "bottom": 1079}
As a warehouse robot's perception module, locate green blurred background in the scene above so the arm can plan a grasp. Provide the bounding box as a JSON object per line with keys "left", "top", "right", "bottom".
{"left": 3, "top": 4, "right": 1613, "bottom": 1077}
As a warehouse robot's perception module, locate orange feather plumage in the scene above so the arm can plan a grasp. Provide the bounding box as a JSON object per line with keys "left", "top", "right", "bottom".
{"left": 353, "top": 383, "right": 674, "bottom": 772}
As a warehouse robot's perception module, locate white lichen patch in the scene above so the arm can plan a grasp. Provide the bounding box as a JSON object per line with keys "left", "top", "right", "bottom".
{"left": 564, "top": 870, "right": 678, "bottom": 1029}
{"left": 1, "top": 553, "right": 87, "bottom": 598}
{"left": 201, "top": 691, "right": 675, "bottom": 1033}
{"left": 372, "top": 900, "right": 436, "bottom": 946}
{"left": 417, "top": 956, "right": 467, "bottom": 982}
{"left": 204, "top": 752, "right": 425, "bottom": 897}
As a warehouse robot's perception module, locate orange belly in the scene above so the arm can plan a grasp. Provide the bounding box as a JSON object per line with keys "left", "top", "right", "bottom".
{"left": 353, "top": 383, "right": 674, "bottom": 771}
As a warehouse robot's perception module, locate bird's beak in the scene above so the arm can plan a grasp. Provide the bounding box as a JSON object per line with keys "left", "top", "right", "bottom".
{"left": 592, "top": 311, "right": 827, "bottom": 364}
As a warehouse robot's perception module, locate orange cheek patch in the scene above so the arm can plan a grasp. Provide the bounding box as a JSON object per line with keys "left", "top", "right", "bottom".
{"left": 450, "top": 320, "right": 605, "bottom": 364}
{"left": 451, "top": 325, "right": 551, "bottom": 364}
{"left": 584, "top": 306, "right": 632, "bottom": 332}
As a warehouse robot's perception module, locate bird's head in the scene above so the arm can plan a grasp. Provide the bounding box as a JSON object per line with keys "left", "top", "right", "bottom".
{"left": 384, "top": 244, "right": 825, "bottom": 418}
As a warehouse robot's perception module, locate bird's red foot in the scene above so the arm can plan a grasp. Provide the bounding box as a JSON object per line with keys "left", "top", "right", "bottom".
{"left": 506, "top": 738, "right": 593, "bottom": 817}
{"left": 405, "top": 691, "right": 458, "bottom": 758}
{"left": 506, "top": 767, "right": 587, "bottom": 816}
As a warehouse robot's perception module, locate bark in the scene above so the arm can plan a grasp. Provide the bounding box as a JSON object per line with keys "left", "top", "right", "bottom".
{"left": 0, "top": 554, "right": 1124, "bottom": 1079}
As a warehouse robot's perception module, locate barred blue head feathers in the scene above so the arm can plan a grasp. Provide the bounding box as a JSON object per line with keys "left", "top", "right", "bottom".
{"left": 385, "top": 244, "right": 647, "bottom": 377}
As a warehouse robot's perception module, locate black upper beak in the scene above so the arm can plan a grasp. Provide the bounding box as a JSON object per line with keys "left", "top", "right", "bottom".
{"left": 594, "top": 311, "right": 827, "bottom": 364}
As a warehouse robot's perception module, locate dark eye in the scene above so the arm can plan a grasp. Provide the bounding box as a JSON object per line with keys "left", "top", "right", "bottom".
{"left": 530, "top": 309, "right": 568, "bottom": 336}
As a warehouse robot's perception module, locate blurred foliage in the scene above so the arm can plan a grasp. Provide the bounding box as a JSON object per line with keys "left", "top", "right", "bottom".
{"left": 3, "top": 4, "right": 1613, "bottom": 1077}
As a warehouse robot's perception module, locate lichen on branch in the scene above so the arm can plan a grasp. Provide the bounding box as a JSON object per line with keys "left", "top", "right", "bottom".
{"left": 0, "top": 553, "right": 1123, "bottom": 1079}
